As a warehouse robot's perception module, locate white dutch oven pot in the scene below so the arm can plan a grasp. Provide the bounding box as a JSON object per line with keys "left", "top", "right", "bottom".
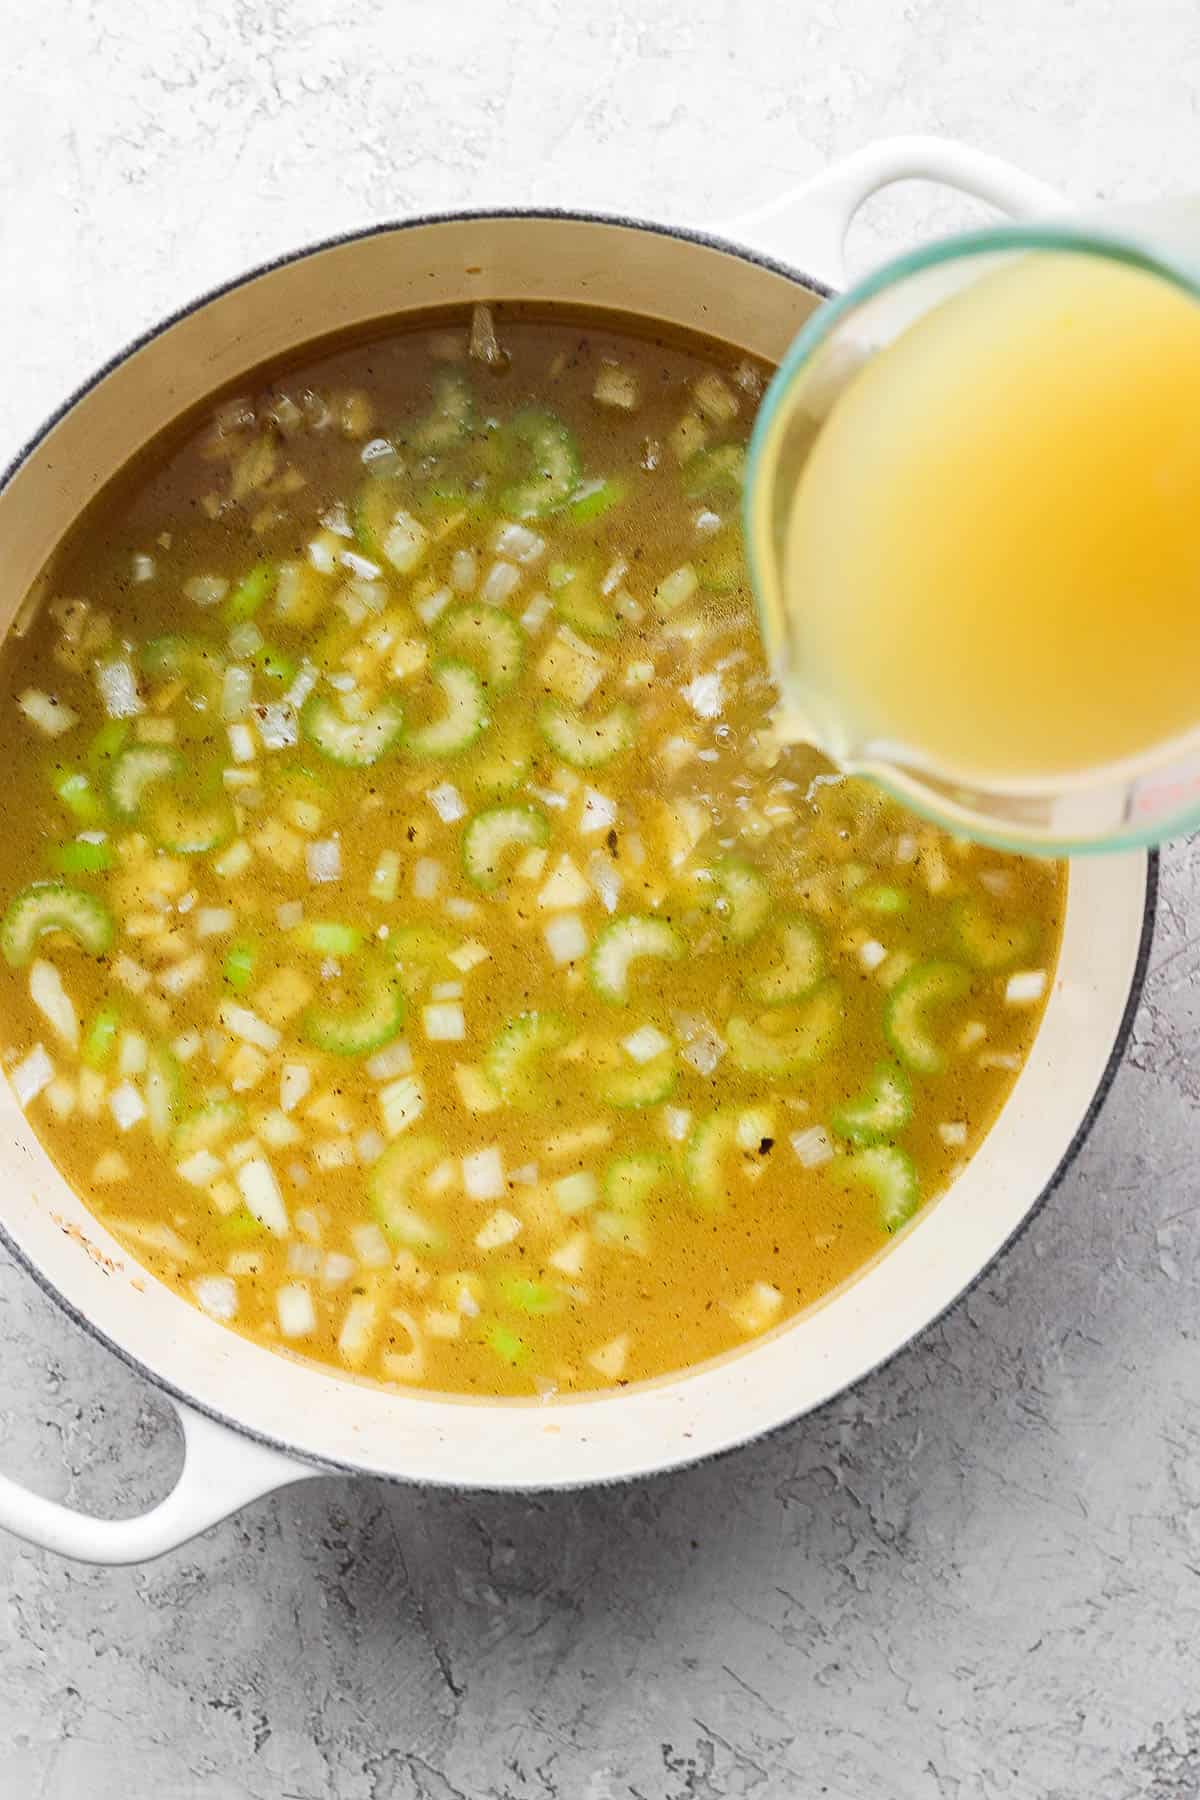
{"left": 0, "top": 138, "right": 1154, "bottom": 1562}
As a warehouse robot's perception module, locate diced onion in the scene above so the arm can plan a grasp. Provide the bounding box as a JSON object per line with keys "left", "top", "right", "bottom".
{"left": 276, "top": 900, "right": 304, "bottom": 930}
{"left": 450, "top": 549, "right": 478, "bottom": 593}
{"left": 413, "top": 857, "right": 442, "bottom": 899}
{"left": 195, "top": 907, "right": 236, "bottom": 938}
{"left": 552, "top": 1171, "right": 597, "bottom": 1215}
{"left": 492, "top": 522, "right": 544, "bottom": 565}
{"left": 184, "top": 574, "right": 229, "bottom": 606}
{"left": 587, "top": 1334, "right": 629, "bottom": 1379}
{"left": 939, "top": 1121, "right": 968, "bottom": 1147}
{"left": 259, "top": 703, "right": 298, "bottom": 750}
{"left": 539, "top": 854, "right": 592, "bottom": 911}
{"left": 227, "top": 620, "right": 264, "bottom": 658}
{"left": 110, "top": 1081, "right": 147, "bottom": 1132}
{"left": 423, "top": 1003, "right": 465, "bottom": 1042}
{"left": 279, "top": 1063, "right": 313, "bottom": 1115}
{"left": 306, "top": 836, "right": 341, "bottom": 884}
{"left": 480, "top": 560, "right": 521, "bottom": 607}
{"left": 593, "top": 363, "right": 640, "bottom": 409}
{"left": 474, "top": 1208, "right": 522, "bottom": 1250}
{"left": 95, "top": 657, "right": 143, "bottom": 719}
{"left": 623, "top": 1024, "right": 670, "bottom": 1064}
{"left": 520, "top": 592, "right": 552, "bottom": 632}
{"left": 462, "top": 1146, "right": 505, "bottom": 1201}
{"left": 727, "top": 1281, "right": 783, "bottom": 1336}
{"left": 193, "top": 1276, "right": 238, "bottom": 1321}
{"left": 220, "top": 1001, "right": 281, "bottom": 1052}
{"left": 662, "top": 1106, "right": 692, "bottom": 1144}
{"left": 429, "top": 782, "right": 465, "bottom": 823}
{"left": 681, "top": 672, "right": 725, "bottom": 720}
{"left": 653, "top": 564, "right": 699, "bottom": 614}
{"left": 548, "top": 1232, "right": 589, "bottom": 1278}
{"left": 544, "top": 913, "right": 588, "bottom": 966}
{"left": 1005, "top": 970, "right": 1047, "bottom": 1006}
{"left": 584, "top": 851, "right": 622, "bottom": 914}
{"left": 236, "top": 1157, "right": 289, "bottom": 1236}
{"left": 415, "top": 586, "right": 451, "bottom": 626}
{"left": 858, "top": 939, "right": 887, "bottom": 972}
{"left": 276, "top": 1283, "right": 317, "bottom": 1338}
{"left": 177, "top": 1149, "right": 224, "bottom": 1187}
{"left": 790, "top": 1126, "right": 833, "bottom": 1169}
{"left": 29, "top": 959, "right": 78, "bottom": 1049}
{"left": 11, "top": 1043, "right": 54, "bottom": 1107}
{"left": 447, "top": 939, "right": 489, "bottom": 973}
{"left": 579, "top": 788, "right": 617, "bottom": 835}
{"left": 356, "top": 1128, "right": 385, "bottom": 1165}
{"left": 18, "top": 688, "right": 78, "bottom": 738}
{"left": 222, "top": 664, "right": 253, "bottom": 721}
{"left": 321, "top": 1253, "right": 357, "bottom": 1288}
{"left": 351, "top": 1222, "right": 392, "bottom": 1267}
{"left": 680, "top": 1025, "right": 725, "bottom": 1076}
{"left": 228, "top": 722, "right": 257, "bottom": 764}
{"left": 338, "top": 1293, "right": 381, "bottom": 1368}
{"left": 286, "top": 662, "right": 319, "bottom": 710}
{"left": 380, "top": 1073, "right": 425, "bottom": 1136}
{"left": 366, "top": 1039, "right": 414, "bottom": 1082}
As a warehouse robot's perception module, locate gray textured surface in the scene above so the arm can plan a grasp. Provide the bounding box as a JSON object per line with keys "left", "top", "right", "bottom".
{"left": 2, "top": 3, "right": 1199, "bottom": 1795}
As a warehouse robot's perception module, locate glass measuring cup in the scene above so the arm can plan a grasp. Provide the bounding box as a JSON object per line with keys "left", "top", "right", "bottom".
{"left": 744, "top": 214, "right": 1200, "bottom": 854}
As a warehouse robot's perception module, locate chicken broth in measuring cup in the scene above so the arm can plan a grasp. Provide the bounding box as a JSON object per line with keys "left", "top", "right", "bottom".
{"left": 0, "top": 307, "right": 1064, "bottom": 1397}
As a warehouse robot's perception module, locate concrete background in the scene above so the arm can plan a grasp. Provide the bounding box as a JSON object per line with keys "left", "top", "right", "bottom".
{"left": 3, "top": 2, "right": 1200, "bottom": 1795}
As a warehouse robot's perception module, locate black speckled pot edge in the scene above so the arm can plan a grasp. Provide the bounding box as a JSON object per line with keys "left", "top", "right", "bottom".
{"left": 0, "top": 206, "right": 1155, "bottom": 1507}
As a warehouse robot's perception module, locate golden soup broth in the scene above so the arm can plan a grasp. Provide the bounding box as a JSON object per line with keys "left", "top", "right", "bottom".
{"left": 0, "top": 310, "right": 1064, "bottom": 1397}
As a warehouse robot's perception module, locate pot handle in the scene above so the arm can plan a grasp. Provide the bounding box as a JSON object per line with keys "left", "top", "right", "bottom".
{"left": 0, "top": 1399, "right": 318, "bottom": 1564}
{"left": 724, "top": 134, "right": 1067, "bottom": 289}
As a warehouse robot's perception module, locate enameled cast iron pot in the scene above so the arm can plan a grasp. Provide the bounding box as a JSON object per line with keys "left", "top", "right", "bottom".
{"left": 0, "top": 138, "right": 1155, "bottom": 1562}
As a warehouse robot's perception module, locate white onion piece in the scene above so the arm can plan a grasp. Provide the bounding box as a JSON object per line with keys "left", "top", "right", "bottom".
{"left": 276, "top": 1283, "right": 316, "bottom": 1338}
{"left": 193, "top": 1276, "right": 237, "bottom": 1321}
{"left": 492, "top": 522, "right": 544, "bottom": 565}
{"left": 366, "top": 1039, "right": 413, "bottom": 1082}
{"left": 450, "top": 548, "right": 478, "bottom": 593}
{"left": 11, "top": 1044, "right": 54, "bottom": 1107}
{"left": 29, "top": 960, "right": 78, "bottom": 1049}
{"left": 462, "top": 1147, "right": 505, "bottom": 1201}
{"left": 222, "top": 664, "right": 253, "bottom": 721}
{"left": 662, "top": 1106, "right": 692, "bottom": 1144}
{"left": 423, "top": 1003, "right": 465, "bottom": 1042}
{"left": 790, "top": 1126, "right": 833, "bottom": 1168}
{"left": 413, "top": 857, "right": 442, "bottom": 899}
{"left": 380, "top": 1073, "right": 425, "bottom": 1136}
{"left": 585, "top": 850, "right": 621, "bottom": 914}
{"left": 18, "top": 688, "right": 78, "bottom": 738}
{"left": 474, "top": 1208, "right": 522, "bottom": 1250}
{"left": 279, "top": 1063, "right": 312, "bottom": 1115}
{"left": 219, "top": 1002, "right": 280, "bottom": 1052}
{"left": 480, "top": 560, "right": 521, "bottom": 607}
{"left": 623, "top": 1025, "right": 670, "bottom": 1064}
{"left": 236, "top": 1157, "right": 289, "bottom": 1235}
{"left": 544, "top": 913, "right": 588, "bottom": 966}
{"left": 306, "top": 836, "right": 341, "bottom": 884}
{"left": 110, "top": 1081, "right": 147, "bottom": 1132}
{"left": 259, "top": 703, "right": 298, "bottom": 750}
{"left": 95, "top": 657, "right": 143, "bottom": 719}
{"left": 579, "top": 788, "right": 617, "bottom": 835}
{"left": 429, "top": 782, "right": 465, "bottom": 823}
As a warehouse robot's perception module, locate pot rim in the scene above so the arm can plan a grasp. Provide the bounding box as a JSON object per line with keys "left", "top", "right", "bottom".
{"left": 0, "top": 206, "right": 1156, "bottom": 1492}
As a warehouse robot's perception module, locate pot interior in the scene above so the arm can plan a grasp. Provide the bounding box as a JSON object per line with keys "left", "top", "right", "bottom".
{"left": 0, "top": 214, "right": 1151, "bottom": 1486}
